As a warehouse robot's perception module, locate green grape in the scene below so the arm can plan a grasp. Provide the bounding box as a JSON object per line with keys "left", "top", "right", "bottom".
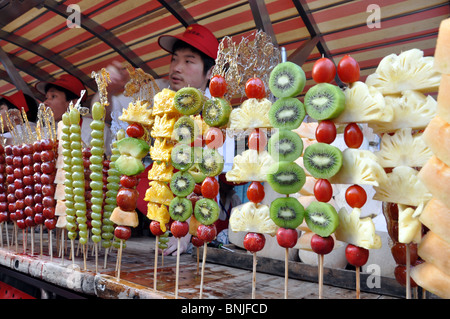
{"left": 89, "top": 171, "right": 103, "bottom": 181}
{"left": 91, "top": 102, "right": 105, "bottom": 121}
{"left": 91, "top": 197, "right": 103, "bottom": 206}
{"left": 113, "top": 237, "right": 126, "bottom": 249}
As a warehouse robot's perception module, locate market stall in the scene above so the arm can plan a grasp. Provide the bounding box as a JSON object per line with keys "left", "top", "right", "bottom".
{"left": 0, "top": 0, "right": 449, "bottom": 300}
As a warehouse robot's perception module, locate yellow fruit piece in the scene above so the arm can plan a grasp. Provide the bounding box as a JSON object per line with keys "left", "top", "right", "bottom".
{"left": 151, "top": 114, "right": 178, "bottom": 139}
{"left": 418, "top": 231, "right": 450, "bottom": 276}
{"left": 411, "top": 262, "right": 450, "bottom": 299}
{"left": 150, "top": 138, "right": 174, "bottom": 162}
{"left": 228, "top": 98, "right": 272, "bottom": 131}
{"left": 420, "top": 198, "right": 450, "bottom": 244}
{"left": 433, "top": 18, "right": 450, "bottom": 74}
{"left": 398, "top": 203, "right": 423, "bottom": 244}
{"left": 418, "top": 156, "right": 450, "bottom": 209}
{"left": 118, "top": 100, "right": 154, "bottom": 126}
{"left": 437, "top": 74, "right": 450, "bottom": 123}
{"left": 144, "top": 180, "right": 174, "bottom": 206}
{"left": 225, "top": 149, "right": 275, "bottom": 182}
{"left": 152, "top": 88, "right": 178, "bottom": 116}
{"left": 146, "top": 202, "right": 170, "bottom": 232}
{"left": 110, "top": 207, "right": 139, "bottom": 227}
{"left": 423, "top": 116, "right": 450, "bottom": 167}
{"left": 335, "top": 207, "right": 381, "bottom": 250}
{"left": 147, "top": 161, "right": 174, "bottom": 183}
{"left": 229, "top": 202, "right": 278, "bottom": 236}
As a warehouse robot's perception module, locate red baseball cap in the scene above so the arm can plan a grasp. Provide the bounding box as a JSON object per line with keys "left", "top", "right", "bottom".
{"left": 36, "top": 74, "right": 87, "bottom": 102}
{"left": 0, "top": 90, "right": 29, "bottom": 112}
{"left": 158, "top": 24, "right": 219, "bottom": 60}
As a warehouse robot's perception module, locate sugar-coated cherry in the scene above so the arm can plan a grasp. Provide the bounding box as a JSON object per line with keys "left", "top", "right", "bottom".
{"left": 197, "top": 224, "right": 217, "bottom": 243}
{"left": 114, "top": 225, "right": 131, "bottom": 240}
{"left": 201, "top": 177, "right": 219, "bottom": 199}
{"left": 126, "top": 123, "right": 145, "bottom": 138}
{"left": 243, "top": 232, "right": 266, "bottom": 253}
{"left": 390, "top": 242, "right": 418, "bottom": 265}
{"left": 310, "top": 234, "right": 334, "bottom": 255}
{"left": 149, "top": 220, "right": 166, "bottom": 236}
{"left": 191, "top": 236, "right": 204, "bottom": 248}
{"left": 246, "top": 181, "right": 265, "bottom": 204}
{"left": 170, "top": 220, "right": 189, "bottom": 238}
{"left": 345, "top": 184, "right": 367, "bottom": 208}
{"left": 120, "top": 175, "right": 139, "bottom": 188}
{"left": 314, "top": 179, "right": 333, "bottom": 202}
{"left": 394, "top": 264, "right": 418, "bottom": 288}
{"left": 209, "top": 74, "right": 228, "bottom": 98}
{"left": 345, "top": 244, "right": 369, "bottom": 267}
{"left": 116, "top": 188, "right": 138, "bottom": 211}
{"left": 276, "top": 227, "right": 298, "bottom": 248}
{"left": 315, "top": 120, "right": 337, "bottom": 144}
{"left": 245, "top": 77, "right": 266, "bottom": 99}
{"left": 344, "top": 123, "right": 363, "bottom": 148}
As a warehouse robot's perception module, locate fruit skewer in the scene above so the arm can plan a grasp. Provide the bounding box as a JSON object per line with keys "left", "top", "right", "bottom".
{"left": 0, "top": 138, "right": 8, "bottom": 249}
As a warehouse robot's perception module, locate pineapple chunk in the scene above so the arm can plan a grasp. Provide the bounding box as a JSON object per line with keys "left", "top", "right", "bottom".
{"left": 373, "top": 166, "right": 432, "bottom": 206}
{"left": 398, "top": 203, "right": 423, "bottom": 244}
{"left": 329, "top": 148, "right": 386, "bottom": 186}
{"left": 365, "top": 48, "right": 441, "bottom": 95}
{"left": 335, "top": 207, "right": 381, "bottom": 250}
{"left": 229, "top": 98, "right": 272, "bottom": 131}
{"left": 229, "top": 201, "right": 278, "bottom": 236}
{"left": 147, "top": 161, "right": 174, "bottom": 183}
{"left": 334, "top": 81, "right": 392, "bottom": 123}
{"left": 146, "top": 202, "right": 170, "bottom": 232}
{"left": 144, "top": 180, "right": 174, "bottom": 206}
{"left": 118, "top": 100, "right": 154, "bottom": 126}
{"left": 152, "top": 88, "right": 178, "bottom": 116}
{"left": 375, "top": 128, "right": 432, "bottom": 168}
{"left": 369, "top": 90, "right": 437, "bottom": 134}
{"left": 149, "top": 137, "right": 174, "bottom": 162}
{"left": 226, "top": 149, "right": 275, "bottom": 182}
{"left": 150, "top": 114, "right": 178, "bottom": 139}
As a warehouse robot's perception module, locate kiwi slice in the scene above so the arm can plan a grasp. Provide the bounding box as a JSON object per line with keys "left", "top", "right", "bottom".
{"left": 171, "top": 144, "right": 193, "bottom": 171}
{"left": 267, "top": 161, "right": 306, "bottom": 194}
{"left": 305, "top": 201, "right": 339, "bottom": 237}
{"left": 199, "top": 148, "right": 224, "bottom": 177}
{"left": 203, "top": 97, "right": 232, "bottom": 127}
{"left": 187, "top": 163, "right": 207, "bottom": 183}
{"left": 303, "top": 143, "right": 343, "bottom": 179}
{"left": 304, "top": 83, "right": 345, "bottom": 120}
{"left": 268, "top": 129, "right": 303, "bottom": 162}
{"left": 269, "top": 61, "right": 306, "bottom": 98}
{"left": 173, "top": 87, "right": 204, "bottom": 115}
{"left": 169, "top": 196, "right": 193, "bottom": 222}
{"left": 269, "top": 97, "right": 305, "bottom": 130}
{"left": 173, "top": 116, "right": 199, "bottom": 144}
{"left": 170, "top": 171, "right": 195, "bottom": 197}
{"left": 270, "top": 197, "right": 305, "bottom": 229}
{"left": 194, "top": 198, "right": 219, "bottom": 225}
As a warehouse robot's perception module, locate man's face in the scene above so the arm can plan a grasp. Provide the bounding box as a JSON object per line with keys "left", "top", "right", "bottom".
{"left": 169, "top": 48, "right": 212, "bottom": 91}
{"left": 44, "top": 87, "right": 71, "bottom": 121}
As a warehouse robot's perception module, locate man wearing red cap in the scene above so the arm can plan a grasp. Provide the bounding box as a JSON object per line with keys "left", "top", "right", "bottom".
{"left": 36, "top": 74, "right": 113, "bottom": 155}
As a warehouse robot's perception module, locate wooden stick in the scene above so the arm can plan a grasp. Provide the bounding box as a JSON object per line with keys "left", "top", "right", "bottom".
{"left": 104, "top": 247, "right": 109, "bottom": 269}
{"left": 5, "top": 222, "right": 10, "bottom": 249}
{"left": 60, "top": 228, "right": 64, "bottom": 265}
{"left": 95, "top": 242, "right": 98, "bottom": 273}
{"left": 196, "top": 247, "right": 200, "bottom": 275}
{"left": 49, "top": 230, "right": 53, "bottom": 261}
{"left": 356, "top": 266, "right": 361, "bottom": 299}
{"left": 252, "top": 252, "right": 257, "bottom": 299}
{"left": 0, "top": 222, "right": 3, "bottom": 248}
{"left": 71, "top": 239, "right": 75, "bottom": 266}
{"left": 153, "top": 236, "right": 158, "bottom": 291}
{"left": 40, "top": 225, "right": 43, "bottom": 256}
{"left": 284, "top": 247, "right": 289, "bottom": 299}
{"left": 406, "top": 243, "right": 411, "bottom": 299}
{"left": 83, "top": 244, "right": 87, "bottom": 271}
{"left": 116, "top": 240, "right": 123, "bottom": 279}
{"left": 175, "top": 238, "right": 180, "bottom": 299}
{"left": 31, "top": 226, "right": 35, "bottom": 256}
{"left": 14, "top": 221, "right": 18, "bottom": 253}
{"left": 318, "top": 254, "right": 324, "bottom": 299}
{"left": 199, "top": 242, "right": 207, "bottom": 299}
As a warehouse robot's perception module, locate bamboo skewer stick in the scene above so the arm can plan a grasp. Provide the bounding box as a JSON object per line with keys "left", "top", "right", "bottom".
{"left": 318, "top": 254, "right": 324, "bottom": 299}
{"left": 356, "top": 267, "right": 361, "bottom": 299}
{"left": 252, "top": 252, "right": 257, "bottom": 299}
{"left": 284, "top": 248, "right": 289, "bottom": 299}
{"left": 406, "top": 243, "right": 411, "bottom": 299}
{"left": 175, "top": 238, "right": 181, "bottom": 299}
{"left": 199, "top": 242, "right": 207, "bottom": 299}
{"left": 153, "top": 236, "right": 159, "bottom": 291}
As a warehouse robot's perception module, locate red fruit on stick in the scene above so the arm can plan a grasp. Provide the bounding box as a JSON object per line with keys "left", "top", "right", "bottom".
{"left": 315, "top": 120, "right": 337, "bottom": 144}
{"left": 394, "top": 264, "right": 418, "bottom": 288}
{"left": 170, "top": 220, "right": 189, "bottom": 238}
{"left": 209, "top": 74, "right": 228, "bottom": 98}
{"left": 245, "top": 77, "right": 266, "bottom": 99}
{"left": 204, "top": 127, "right": 225, "bottom": 149}
{"left": 114, "top": 225, "right": 131, "bottom": 241}
{"left": 312, "top": 57, "right": 336, "bottom": 83}
{"left": 246, "top": 181, "right": 265, "bottom": 204}
{"left": 116, "top": 188, "right": 138, "bottom": 211}
{"left": 276, "top": 228, "right": 298, "bottom": 249}
{"left": 345, "top": 184, "right": 367, "bottom": 208}
{"left": 345, "top": 244, "right": 369, "bottom": 267}
{"left": 313, "top": 179, "right": 333, "bottom": 202}
{"left": 248, "top": 128, "right": 267, "bottom": 152}
{"left": 310, "top": 234, "right": 334, "bottom": 255}
{"left": 197, "top": 224, "right": 217, "bottom": 243}
{"left": 126, "top": 123, "right": 145, "bottom": 138}
{"left": 191, "top": 236, "right": 205, "bottom": 248}
{"left": 201, "top": 177, "right": 219, "bottom": 199}
{"left": 344, "top": 123, "right": 363, "bottom": 149}
{"left": 337, "top": 55, "right": 360, "bottom": 84}
{"left": 391, "top": 243, "right": 418, "bottom": 265}
{"left": 243, "top": 232, "right": 266, "bottom": 253}
{"left": 150, "top": 220, "right": 166, "bottom": 236}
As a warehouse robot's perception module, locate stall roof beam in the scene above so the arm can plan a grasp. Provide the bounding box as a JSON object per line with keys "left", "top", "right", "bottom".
{"left": 157, "top": 0, "right": 196, "bottom": 27}
{"left": 0, "top": 0, "right": 43, "bottom": 28}
{"left": 248, "top": 0, "right": 278, "bottom": 46}
{"left": 288, "top": 35, "right": 319, "bottom": 66}
{"left": 43, "top": 0, "right": 158, "bottom": 78}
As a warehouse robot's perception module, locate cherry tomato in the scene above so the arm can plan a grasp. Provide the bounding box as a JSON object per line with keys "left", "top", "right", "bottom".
{"left": 248, "top": 128, "right": 267, "bottom": 152}
{"left": 245, "top": 77, "right": 266, "bottom": 99}
{"left": 312, "top": 57, "right": 336, "bottom": 83}
{"left": 344, "top": 123, "right": 364, "bottom": 148}
{"left": 337, "top": 55, "right": 360, "bottom": 83}
{"left": 313, "top": 179, "right": 333, "bottom": 202}
{"left": 201, "top": 176, "right": 219, "bottom": 199}
{"left": 209, "top": 74, "right": 227, "bottom": 98}
{"left": 126, "top": 123, "right": 145, "bottom": 138}
{"left": 345, "top": 184, "right": 367, "bottom": 208}
{"left": 204, "top": 127, "right": 225, "bottom": 149}
{"left": 246, "top": 181, "right": 265, "bottom": 203}
{"left": 315, "top": 120, "right": 337, "bottom": 144}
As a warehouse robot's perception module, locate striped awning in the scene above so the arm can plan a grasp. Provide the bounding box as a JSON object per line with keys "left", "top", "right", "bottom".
{"left": 0, "top": 0, "right": 448, "bottom": 103}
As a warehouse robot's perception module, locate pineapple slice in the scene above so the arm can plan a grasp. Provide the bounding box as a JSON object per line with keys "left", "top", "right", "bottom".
{"left": 375, "top": 128, "right": 432, "bottom": 168}
{"left": 335, "top": 207, "right": 382, "bottom": 249}
{"left": 149, "top": 137, "right": 174, "bottom": 162}
{"left": 365, "top": 48, "right": 441, "bottom": 95}
{"left": 146, "top": 202, "right": 170, "bottom": 232}
{"left": 329, "top": 148, "right": 386, "bottom": 186}
{"left": 398, "top": 203, "right": 424, "bottom": 244}
{"left": 229, "top": 201, "right": 278, "bottom": 236}
{"left": 150, "top": 114, "right": 178, "bottom": 139}
{"left": 152, "top": 88, "right": 178, "bottom": 116}
{"left": 225, "top": 149, "right": 275, "bottom": 182}
{"left": 118, "top": 99, "right": 154, "bottom": 126}
{"left": 229, "top": 98, "right": 272, "bottom": 131}
{"left": 373, "top": 166, "right": 432, "bottom": 206}
{"left": 144, "top": 180, "right": 174, "bottom": 206}
{"left": 334, "top": 81, "right": 392, "bottom": 123}
{"left": 369, "top": 90, "right": 437, "bottom": 134}
{"left": 147, "top": 161, "right": 174, "bottom": 183}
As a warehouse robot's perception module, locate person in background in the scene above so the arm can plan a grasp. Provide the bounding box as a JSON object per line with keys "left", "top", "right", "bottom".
{"left": 35, "top": 74, "right": 113, "bottom": 156}
{"left": 0, "top": 90, "right": 39, "bottom": 143}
